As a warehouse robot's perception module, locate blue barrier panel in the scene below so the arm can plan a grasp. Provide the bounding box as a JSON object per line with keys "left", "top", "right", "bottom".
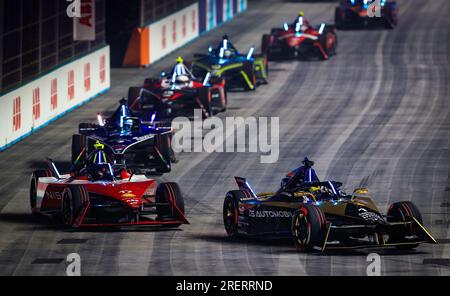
{"left": 216, "top": 0, "right": 223, "bottom": 25}
{"left": 199, "top": 0, "right": 207, "bottom": 33}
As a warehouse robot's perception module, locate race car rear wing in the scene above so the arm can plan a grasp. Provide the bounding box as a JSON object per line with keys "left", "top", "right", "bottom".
{"left": 234, "top": 177, "right": 257, "bottom": 198}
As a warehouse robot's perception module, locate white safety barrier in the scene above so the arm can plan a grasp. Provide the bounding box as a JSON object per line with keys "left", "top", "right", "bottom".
{"left": 0, "top": 46, "right": 110, "bottom": 151}
{"left": 123, "top": 0, "right": 248, "bottom": 67}
{"left": 148, "top": 3, "right": 200, "bottom": 64}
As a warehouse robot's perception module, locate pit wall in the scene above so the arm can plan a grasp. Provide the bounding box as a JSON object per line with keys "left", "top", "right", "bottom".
{"left": 0, "top": 46, "right": 110, "bottom": 151}
{"left": 123, "top": 0, "right": 247, "bottom": 66}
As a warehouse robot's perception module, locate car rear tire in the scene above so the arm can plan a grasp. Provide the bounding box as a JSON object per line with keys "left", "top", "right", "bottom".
{"left": 71, "top": 134, "right": 87, "bottom": 165}
{"left": 30, "top": 170, "right": 53, "bottom": 213}
{"left": 387, "top": 201, "right": 423, "bottom": 250}
{"left": 211, "top": 87, "right": 227, "bottom": 114}
{"left": 223, "top": 190, "right": 246, "bottom": 237}
{"left": 156, "top": 182, "right": 185, "bottom": 227}
{"left": 292, "top": 204, "right": 328, "bottom": 252}
{"left": 61, "top": 185, "right": 89, "bottom": 228}
{"left": 334, "top": 7, "right": 346, "bottom": 29}
{"left": 154, "top": 133, "right": 172, "bottom": 173}
{"left": 198, "top": 86, "right": 213, "bottom": 118}
{"left": 384, "top": 4, "right": 397, "bottom": 29}
{"left": 261, "top": 34, "right": 271, "bottom": 56}
{"left": 328, "top": 32, "right": 338, "bottom": 56}
{"left": 127, "top": 86, "right": 142, "bottom": 109}
{"left": 242, "top": 61, "right": 256, "bottom": 91}
{"left": 318, "top": 33, "right": 330, "bottom": 60}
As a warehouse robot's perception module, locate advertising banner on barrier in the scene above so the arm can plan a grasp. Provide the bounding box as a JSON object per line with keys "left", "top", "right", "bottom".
{"left": 148, "top": 3, "right": 199, "bottom": 64}
{"left": 0, "top": 46, "right": 110, "bottom": 151}
{"left": 123, "top": 0, "right": 247, "bottom": 66}
{"left": 74, "top": 0, "right": 96, "bottom": 41}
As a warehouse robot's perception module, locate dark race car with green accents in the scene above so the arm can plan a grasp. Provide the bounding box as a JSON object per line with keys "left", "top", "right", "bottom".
{"left": 191, "top": 35, "right": 268, "bottom": 92}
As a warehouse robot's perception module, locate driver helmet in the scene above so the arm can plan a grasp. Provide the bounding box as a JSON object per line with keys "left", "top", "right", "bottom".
{"left": 298, "top": 10, "right": 305, "bottom": 17}
{"left": 224, "top": 49, "right": 233, "bottom": 59}
{"left": 175, "top": 74, "right": 190, "bottom": 86}
{"left": 122, "top": 118, "right": 135, "bottom": 132}
{"left": 88, "top": 141, "right": 114, "bottom": 180}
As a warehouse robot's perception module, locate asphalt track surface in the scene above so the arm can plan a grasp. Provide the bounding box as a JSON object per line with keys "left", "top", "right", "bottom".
{"left": 0, "top": 0, "right": 449, "bottom": 276}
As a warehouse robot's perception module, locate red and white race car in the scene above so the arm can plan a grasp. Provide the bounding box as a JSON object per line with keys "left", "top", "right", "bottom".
{"left": 128, "top": 57, "right": 227, "bottom": 120}
{"left": 30, "top": 148, "right": 188, "bottom": 228}
{"left": 262, "top": 13, "right": 337, "bottom": 61}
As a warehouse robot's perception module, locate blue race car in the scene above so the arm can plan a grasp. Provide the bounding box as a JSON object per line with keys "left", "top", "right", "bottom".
{"left": 191, "top": 35, "right": 268, "bottom": 92}
{"left": 72, "top": 99, "right": 174, "bottom": 174}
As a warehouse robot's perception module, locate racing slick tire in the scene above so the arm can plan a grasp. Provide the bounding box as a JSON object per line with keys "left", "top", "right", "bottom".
{"left": 71, "top": 134, "right": 87, "bottom": 165}
{"left": 127, "top": 86, "right": 142, "bottom": 109}
{"left": 210, "top": 85, "right": 227, "bottom": 114}
{"left": 292, "top": 204, "right": 328, "bottom": 252}
{"left": 198, "top": 86, "right": 213, "bottom": 118}
{"left": 318, "top": 33, "right": 331, "bottom": 60}
{"left": 334, "top": 7, "right": 346, "bottom": 29}
{"left": 332, "top": 32, "right": 338, "bottom": 55}
{"left": 242, "top": 61, "right": 256, "bottom": 92}
{"left": 223, "top": 190, "right": 246, "bottom": 237}
{"left": 261, "top": 34, "right": 271, "bottom": 56}
{"left": 327, "top": 32, "right": 338, "bottom": 57}
{"left": 156, "top": 182, "right": 185, "bottom": 227}
{"left": 30, "top": 170, "right": 53, "bottom": 213}
{"left": 384, "top": 3, "right": 398, "bottom": 29}
{"left": 61, "top": 185, "right": 89, "bottom": 228}
{"left": 154, "top": 133, "right": 172, "bottom": 174}
{"left": 387, "top": 201, "right": 423, "bottom": 250}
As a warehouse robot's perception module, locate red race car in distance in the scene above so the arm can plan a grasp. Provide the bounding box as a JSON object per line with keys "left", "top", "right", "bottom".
{"left": 262, "top": 12, "right": 337, "bottom": 61}
{"left": 335, "top": 0, "right": 398, "bottom": 29}
{"left": 30, "top": 145, "right": 188, "bottom": 228}
{"left": 128, "top": 57, "right": 227, "bottom": 120}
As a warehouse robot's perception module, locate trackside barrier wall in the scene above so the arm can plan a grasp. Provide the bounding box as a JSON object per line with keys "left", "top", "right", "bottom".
{"left": 0, "top": 46, "right": 110, "bottom": 151}
{"left": 123, "top": 0, "right": 247, "bottom": 66}
{"left": 199, "top": 0, "right": 247, "bottom": 32}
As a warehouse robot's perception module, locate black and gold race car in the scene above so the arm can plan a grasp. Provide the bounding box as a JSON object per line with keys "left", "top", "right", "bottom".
{"left": 223, "top": 159, "right": 436, "bottom": 252}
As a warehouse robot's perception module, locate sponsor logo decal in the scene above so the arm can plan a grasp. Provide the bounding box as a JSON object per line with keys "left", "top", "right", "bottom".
{"left": 46, "top": 191, "right": 63, "bottom": 200}
{"left": 119, "top": 190, "right": 136, "bottom": 199}
{"left": 358, "top": 208, "right": 382, "bottom": 222}
{"left": 248, "top": 210, "right": 293, "bottom": 218}
{"left": 133, "top": 134, "right": 154, "bottom": 141}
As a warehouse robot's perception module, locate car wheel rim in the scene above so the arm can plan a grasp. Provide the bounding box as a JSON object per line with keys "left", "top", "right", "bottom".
{"left": 62, "top": 195, "right": 72, "bottom": 225}
{"left": 224, "top": 199, "right": 236, "bottom": 234}
{"left": 294, "top": 213, "right": 310, "bottom": 248}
